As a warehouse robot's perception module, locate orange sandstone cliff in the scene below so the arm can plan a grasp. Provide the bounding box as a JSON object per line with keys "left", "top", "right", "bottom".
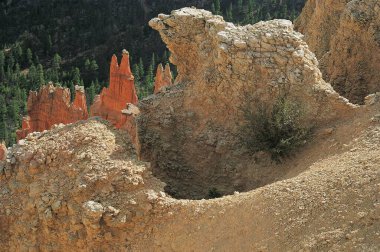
{"left": 16, "top": 84, "right": 88, "bottom": 140}
{"left": 295, "top": 0, "right": 380, "bottom": 103}
{"left": 90, "top": 50, "right": 138, "bottom": 128}
{"left": 154, "top": 63, "right": 173, "bottom": 94}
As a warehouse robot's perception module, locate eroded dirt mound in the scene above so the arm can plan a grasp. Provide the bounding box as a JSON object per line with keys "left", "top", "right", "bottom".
{"left": 1, "top": 106, "right": 379, "bottom": 251}
{"left": 296, "top": 0, "right": 380, "bottom": 103}
{"left": 139, "top": 8, "right": 356, "bottom": 199}
{"left": 0, "top": 119, "right": 165, "bottom": 251}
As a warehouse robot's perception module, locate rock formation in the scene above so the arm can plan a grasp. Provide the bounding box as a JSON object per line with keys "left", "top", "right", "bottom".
{"left": 154, "top": 63, "right": 173, "bottom": 94}
{"left": 143, "top": 8, "right": 356, "bottom": 199}
{"left": 0, "top": 142, "right": 6, "bottom": 161}
{"left": 16, "top": 84, "right": 88, "bottom": 140}
{"left": 90, "top": 50, "right": 138, "bottom": 129}
{"left": 295, "top": 0, "right": 380, "bottom": 103}
{"left": 1, "top": 105, "right": 379, "bottom": 251}
{"left": 1, "top": 7, "right": 380, "bottom": 252}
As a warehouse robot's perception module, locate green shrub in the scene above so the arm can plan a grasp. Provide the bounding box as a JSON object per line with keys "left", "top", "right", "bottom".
{"left": 240, "top": 95, "right": 311, "bottom": 161}
{"left": 208, "top": 187, "right": 222, "bottom": 199}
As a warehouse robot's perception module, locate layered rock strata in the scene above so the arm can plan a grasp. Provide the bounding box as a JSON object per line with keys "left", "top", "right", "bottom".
{"left": 141, "top": 8, "right": 356, "bottom": 199}
{"left": 154, "top": 63, "right": 173, "bottom": 94}
{"left": 16, "top": 84, "right": 88, "bottom": 140}
{"left": 295, "top": 0, "right": 380, "bottom": 103}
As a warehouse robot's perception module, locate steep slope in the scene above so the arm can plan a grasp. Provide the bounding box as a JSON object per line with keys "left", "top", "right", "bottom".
{"left": 1, "top": 119, "right": 165, "bottom": 251}
{"left": 1, "top": 97, "right": 379, "bottom": 251}
{"left": 295, "top": 0, "right": 380, "bottom": 103}
{"left": 141, "top": 8, "right": 356, "bottom": 199}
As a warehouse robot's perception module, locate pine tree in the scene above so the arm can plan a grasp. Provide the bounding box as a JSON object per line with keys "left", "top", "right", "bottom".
{"left": 52, "top": 53, "right": 62, "bottom": 70}
{"left": 0, "top": 96, "right": 8, "bottom": 142}
{"left": 226, "top": 3, "right": 233, "bottom": 21}
{"left": 0, "top": 118, "right": 7, "bottom": 143}
{"left": 86, "top": 83, "right": 96, "bottom": 107}
{"left": 145, "top": 63, "right": 154, "bottom": 92}
{"left": 26, "top": 48, "right": 33, "bottom": 66}
{"left": 8, "top": 99, "right": 20, "bottom": 124}
{"left": 72, "top": 67, "right": 81, "bottom": 85}
{"left": 138, "top": 58, "right": 144, "bottom": 81}
{"left": 0, "top": 51, "right": 4, "bottom": 81}
{"left": 51, "top": 53, "right": 62, "bottom": 83}
{"left": 45, "top": 34, "right": 52, "bottom": 55}
{"left": 14, "top": 44, "right": 23, "bottom": 62}
{"left": 84, "top": 59, "right": 91, "bottom": 71}
{"left": 36, "top": 64, "right": 45, "bottom": 89}
{"left": 132, "top": 63, "right": 140, "bottom": 83}
{"left": 214, "top": 0, "right": 221, "bottom": 15}
{"left": 238, "top": 0, "right": 243, "bottom": 13}
{"left": 90, "top": 60, "right": 98, "bottom": 74}
{"left": 151, "top": 53, "right": 156, "bottom": 70}
{"left": 69, "top": 81, "right": 75, "bottom": 102}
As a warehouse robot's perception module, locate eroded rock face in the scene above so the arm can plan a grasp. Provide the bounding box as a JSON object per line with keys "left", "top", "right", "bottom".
{"left": 90, "top": 50, "right": 138, "bottom": 128}
{"left": 1, "top": 119, "right": 166, "bottom": 251}
{"left": 0, "top": 142, "right": 6, "bottom": 161}
{"left": 1, "top": 109, "right": 379, "bottom": 251}
{"left": 295, "top": 0, "right": 380, "bottom": 103}
{"left": 140, "top": 8, "right": 356, "bottom": 199}
{"left": 16, "top": 84, "right": 88, "bottom": 140}
{"left": 154, "top": 63, "right": 173, "bottom": 94}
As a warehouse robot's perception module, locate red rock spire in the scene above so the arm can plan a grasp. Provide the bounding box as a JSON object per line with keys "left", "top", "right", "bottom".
{"left": 90, "top": 50, "right": 138, "bottom": 128}
{"left": 16, "top": 84, "right": 88, "bottom": 140}
{"left": 154, "top": 63, "right": 173, "bottom": 94}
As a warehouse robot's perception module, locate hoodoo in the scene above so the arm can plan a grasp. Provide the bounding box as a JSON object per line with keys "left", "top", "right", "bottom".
{"left": 1, "top": 5, "right": 379, "bottom": 252}
{"left": 90, "top": 50, "right": 138, "bottom": 128}
{"left": 154, "top": 63, "right": 173, "bottom": 94}
{"left": 16, "top": 84, "right": 88, "bottom": 140}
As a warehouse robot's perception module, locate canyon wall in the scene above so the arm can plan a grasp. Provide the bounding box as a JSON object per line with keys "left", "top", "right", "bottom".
{"left": 295, "top": 0, "right": 380, "bottom": 103}
{"left": 139, "top": 8, "right": 356, "bottom": 199}
{"left": 154, "top": 63, "right": 173, "bottom": 94}
{"left": 16, "top": 84, "right": 88, "bottom": 140}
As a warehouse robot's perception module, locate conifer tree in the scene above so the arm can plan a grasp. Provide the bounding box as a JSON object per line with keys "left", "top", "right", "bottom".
{"left": 226, "top": 3, "right": 233, "bottom": 21}
{"left": 69, "top": 81, "right": 75, "bottom": 102}
{"left": 36, "top": 64, "right": 45, "bottom": 89}
{"left": 86, "top": 83, "right": 96, "bottom": 107}
{"left": 132, "top": 63, "right": 140, "bottom": 84}
{"left": 0, "top": 51, "right": 4, "bottom": 81}
{"left": 72, "top": 67, "right": 81, "bottom": 85}
{"left": 138, "top": 58, "right": 144, "bottom": 81}
{"left": 26, "top": 48, "right": 33, "bottom": 66}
